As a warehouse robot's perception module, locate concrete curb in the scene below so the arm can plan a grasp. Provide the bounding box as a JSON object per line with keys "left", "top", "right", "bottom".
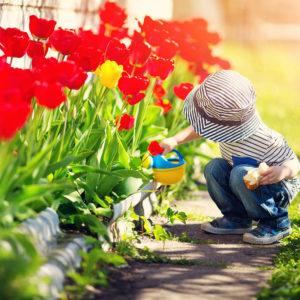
{"left": 21, "top": 182, "right": 160, "bottom": 298}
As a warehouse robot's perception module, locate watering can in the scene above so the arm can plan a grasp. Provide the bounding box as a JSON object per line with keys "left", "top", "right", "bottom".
{"left": 142, "top": 149, "right": 185, "bottom": 185}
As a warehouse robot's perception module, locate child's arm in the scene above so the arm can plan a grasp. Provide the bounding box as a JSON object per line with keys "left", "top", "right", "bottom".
{"left": 259, "top": 158, "right": 300, "bottom": 185}
{"left": 160, "top": 125, "right": 203, "bottom": 155}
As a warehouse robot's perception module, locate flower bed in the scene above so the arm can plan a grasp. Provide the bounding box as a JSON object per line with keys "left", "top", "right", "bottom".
{"left": 0, "top": 1, "right": 229, "bottom": 298}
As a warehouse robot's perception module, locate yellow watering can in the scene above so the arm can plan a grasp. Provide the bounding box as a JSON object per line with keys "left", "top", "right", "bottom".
{"left": 142, "top": 149, "right": 185, "bottom": 185}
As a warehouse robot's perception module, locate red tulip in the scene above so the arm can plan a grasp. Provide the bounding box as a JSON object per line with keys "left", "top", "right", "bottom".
{"left": 155, "top": 39, "right": 178, "bottom": 59}
{"left": 68, "top": 46, "right": 103, "bottom": 72}
{"left": 116, "top": 114, "right": 134, "bottom": 130}
{"left": 49, "top": 28, "right": 80, "bottom": 55}
{"left": 147, "top": 141, "right": 164, "bottom": 156}
{"left": 153, "top": 81, "right": 167, "bottom": 99}
{"left": 105, "top": 38, "right": 129, "bottom": 65}
{"left": 0, "top": 100, "right": 32, "bottom": 140}
{"left": 1, "top": 65, "right": 35, "bottom": 104}
{"left": 29, "top": 15, "right": 56, "bottom": 40}
{"left": 127, "top": 93, "right": 145, "bottom": 105}
{"left": 56, "top": 61, "right": 87, "bottom": 90}
{"left": 140, "top": 16, "right": 168, "bottom": 47}
{"left": 154, "top": 98, "right": 172, "bottom": 114}
{"left": 118, "top": 74, "right": 149, "bottom": 96}
{"left": 173, "top": 83, "right": 194, "bottom": 100}
{"left": 78, "top": 28, "right": 106, "bottom": 51}
{"left": 128, "top": 31, "right": 151, "bottom": 66}
{"left": 0, "top": 63, "right": 33, "bottom": 140}
{"left": 147, "top": 56, "right": 174, "bottom": 80}
{"left": 124, "top": 62, "right": 147, "bottom": 77}
{"left": 209, "top": 56, "right": 231, "bottom": 69}
{"left": 35, "top": 81, "right": 66, "bottom": 109}
{"left": 27, "top": 40, "right": 48, "bottom": 58}
{"left": 0, "top": 27, "right": 29, "bottom": 58}
{"left": 99, "top": 1, "right": 127, "bottom": 28}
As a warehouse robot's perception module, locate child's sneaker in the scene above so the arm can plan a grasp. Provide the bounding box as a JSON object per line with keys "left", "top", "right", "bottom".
{"left": 243, "top": 226, "right": 292, "bottom": 245}
{"left": 201, "top": 217, "right": 252, "bottom": 234}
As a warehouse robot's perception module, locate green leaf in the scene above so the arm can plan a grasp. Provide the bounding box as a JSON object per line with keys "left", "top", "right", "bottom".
{"left": 116, "top": 132, "right": 130, "bottom": 169}
{"left": 11, "top": 182, "right": 73, "bottom": 205}
{"left": 74, "top": 214, "right": 109, "bottom": 242}
{"left": 76, "top": 180, "right": 109, "bottom": 208}
{"left": 140, "top": 125, "right": 167, "bottom": 144}
{"left": 87, "top": 203, "right": 113, "bottom": 218}
{"left": 143, "top": 105, "right": 165, "bottom": 127}
{"left": 16, "top": 139, "right": 57, "bottom": 184}
{"left": 45, "top": 151, "right": 93, "bottom": 175}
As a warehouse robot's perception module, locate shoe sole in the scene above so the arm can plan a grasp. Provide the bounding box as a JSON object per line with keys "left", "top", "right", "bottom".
{"left": 243, "top": 228, "right": 292, "bottom": 245}
{"left": 201, "top": 222, "right": 252, "bottom": 235}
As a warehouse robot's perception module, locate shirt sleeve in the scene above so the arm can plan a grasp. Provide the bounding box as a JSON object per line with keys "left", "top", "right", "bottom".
{"left": 263, "top": 131, "right": 297, "bottom": 166}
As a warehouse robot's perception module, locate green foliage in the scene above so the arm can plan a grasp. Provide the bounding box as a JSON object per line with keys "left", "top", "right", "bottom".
{"left": 0, "top": 229, "right": 44, "bottom": 300}
{"left": 165, "top": 207, "right": 187, "bottom": 224}
{"left": 257, "top": 194, "right": 300, "bottom": 300}
{"left": 66, "top": 244, "right": 126, "bottom": 299}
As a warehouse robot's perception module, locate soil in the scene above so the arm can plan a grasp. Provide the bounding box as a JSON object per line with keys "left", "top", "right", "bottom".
{"left": 68, "top": 191, "right": 279, "bottom": 300}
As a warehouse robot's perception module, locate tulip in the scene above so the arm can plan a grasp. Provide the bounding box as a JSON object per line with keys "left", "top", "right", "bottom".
{"left": 35, "top": 81, "right": 66, "bottom": 109}
{"left": 0, "top": 101, "right": 32, "bottom": 140}
{"left": 116, "top": 114, "right": 134, "bottom": 131}
{"left": 128, "top": 31, "right": 151, "bottom": 67}
{"left": 140, "top": 16, "right": 168, "bottom": 47}
{"left": 68, "top": 46, "right": 103, "bottom": 72}
{"left": 153, "top": 81, "right": 167, "bottom": 99}
{"left": 55, "top": 61, "right": 88, "bottom": 90}
{"left": 49, "top": 28, "right": 80, "bottom": 56}
{"left": 173, "top": 83, "right": 194, "bottom": 101}
{"left": 147, "top": 141, "right": 164, "bottom": 156}
{"left": 0, "top": 27, "right": 29, "bottom": 58}
{"left": 155, "top": 39, "right": 178, "bottom": 59}
{"left": 0, "top": 63, "right": 33, "bottom": 140}
{"left": 118, "top": 74, "right": 149, "bottom": 96}
{"left": 105, "top": 38, "right": 129, "bottom": 65}
{"left": 95, "top": 60, "right": 123, "bottom": 89}
{"left": 27, "top": 40, "right": 48, "bottom": 58}
{"left": 147, "top": 56, "right": 174, "bottom": 80}
{"left": 29, "top": 15, "right": 56, "bottom": 40}
{"left": 99, "top": 1, "right": 127, "bottom": 28}
{"left": 127, "top": 93, "right": 145, "bottom": 105}
{"left": 154, "top": 99, "right": 172, "bottom": 114}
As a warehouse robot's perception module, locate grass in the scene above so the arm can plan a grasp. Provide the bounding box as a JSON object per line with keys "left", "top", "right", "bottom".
{"left": 257, "top": 193, "right": 300, "bottom": 299}
{"left": 218, "top": 42, "right": 300, "bottom": 156}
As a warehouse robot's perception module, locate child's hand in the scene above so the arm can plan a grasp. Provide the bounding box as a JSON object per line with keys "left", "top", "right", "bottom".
{"left": 160, "top": 137, "right": 178, "bottom": 156}
{"left": 259, "top": 165, "right": 289, "bottom": 185}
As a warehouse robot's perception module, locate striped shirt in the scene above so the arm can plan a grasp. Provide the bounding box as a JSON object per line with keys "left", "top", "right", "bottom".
{"left": 219, "top": 121, "right": 300, "bottom": 192}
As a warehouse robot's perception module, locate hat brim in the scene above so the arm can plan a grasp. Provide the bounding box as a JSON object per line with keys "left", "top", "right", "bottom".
{"left": 183, "top": 86, "right": 262, "bottom": 143}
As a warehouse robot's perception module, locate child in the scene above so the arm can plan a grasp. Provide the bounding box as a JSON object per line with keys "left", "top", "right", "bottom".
{"left": 160, "top": 70, "right": 300, "bottom": 245}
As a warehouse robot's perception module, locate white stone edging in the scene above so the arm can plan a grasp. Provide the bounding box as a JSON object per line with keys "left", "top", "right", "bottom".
{"left": 20, "top": 181, "right": 160, "bottom": 298}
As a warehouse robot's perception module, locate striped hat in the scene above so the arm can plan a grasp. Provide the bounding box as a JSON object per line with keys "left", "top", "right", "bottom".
{"left": 183, "top": 70, "right": 261, "bottom": 143}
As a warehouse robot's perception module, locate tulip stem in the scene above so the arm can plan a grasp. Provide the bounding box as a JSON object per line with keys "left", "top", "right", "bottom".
{"left": 169, "top": 100, "right": 184, "bottom": 136}
{"left": 57, "top": 101, "right": 69, "bottom": 161}
{"left": 9, "top": 57, "right": 13, "bottom": 66}
{"left": 85, "top": 86, "right": 107, "bottom": 147}
{"left": 131, "top": 78, "right": 157, "bottom": 155}
{"left": 115, "top": 98, "right": 128, "bottom": 130}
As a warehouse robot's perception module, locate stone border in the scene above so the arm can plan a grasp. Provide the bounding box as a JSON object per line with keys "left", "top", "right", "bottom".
{"left": 20, "top": 181, "right": 160, "bottom": 298}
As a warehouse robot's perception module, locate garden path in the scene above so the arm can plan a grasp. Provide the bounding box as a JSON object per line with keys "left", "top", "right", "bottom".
{"left": 95, "top": 191, "right": 279, "bottom": 300}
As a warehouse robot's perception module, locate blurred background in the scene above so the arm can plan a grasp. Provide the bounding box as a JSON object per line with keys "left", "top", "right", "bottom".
{"left": 1, "top": 0, "right": 299, "bottom": 155}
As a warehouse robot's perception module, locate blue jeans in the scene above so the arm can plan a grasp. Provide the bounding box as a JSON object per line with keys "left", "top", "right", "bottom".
{"left": 204, "top": 158, "right": 298, "bottom": 230}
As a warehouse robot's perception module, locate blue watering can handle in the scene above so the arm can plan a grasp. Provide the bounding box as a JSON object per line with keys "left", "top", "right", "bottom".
{"left": 171, "top": 149, "right": 185, "bottom": 163}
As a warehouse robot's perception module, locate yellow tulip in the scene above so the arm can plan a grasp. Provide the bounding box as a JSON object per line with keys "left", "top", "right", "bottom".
{"left": 96, "top": 60, "right": 123, "bottom": 89}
